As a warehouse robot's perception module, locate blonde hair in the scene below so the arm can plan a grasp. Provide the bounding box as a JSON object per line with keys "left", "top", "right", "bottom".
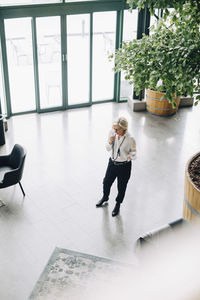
{"left": 113, "top": 117, "right": 128, "bottom": 131}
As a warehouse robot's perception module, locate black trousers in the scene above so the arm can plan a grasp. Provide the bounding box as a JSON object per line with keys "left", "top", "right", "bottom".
{"left": 103, "top": 158, "right": 132, "bottom": 204}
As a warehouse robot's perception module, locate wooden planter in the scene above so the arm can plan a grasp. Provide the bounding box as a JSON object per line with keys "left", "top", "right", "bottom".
{"left": 145, "top": 89, "right": 180, "bottom": 116}
{"left": 183, "top": 152, "right": 200, "bottom": 223}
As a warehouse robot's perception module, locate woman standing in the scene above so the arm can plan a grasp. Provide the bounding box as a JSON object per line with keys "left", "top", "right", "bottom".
{"left": 96, "top": 117, "right": 136, "bottom": 217}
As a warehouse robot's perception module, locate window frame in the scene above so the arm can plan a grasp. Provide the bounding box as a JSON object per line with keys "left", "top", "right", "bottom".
{"left": 0, "top": 1, "right": 152, "bottom": 117}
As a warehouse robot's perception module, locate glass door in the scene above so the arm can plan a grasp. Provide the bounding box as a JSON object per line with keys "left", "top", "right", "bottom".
{"left": 2, "top": 7, "right": 120, "bottom": 115}
{"left": 36, "top": 16, "right": 62, "bottom": 110}
{"left": 120, "top": 9, "right": 138, "bottom": 101}
{"left": 66, "top": 14, "right": 90, "bottom": 106}
{"left": 92, "top": 11, "right": 116, "bottom": 102}
{"left": 0, "top": 48, "right": 6, "bottom": 115}
{"left": 4, "top": 18, "right": 36, "bottom": 113}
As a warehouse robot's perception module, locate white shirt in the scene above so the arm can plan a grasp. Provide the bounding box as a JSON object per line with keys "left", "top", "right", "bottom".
{"left": 106, "top": 130, "right": 136, "bottom": 162}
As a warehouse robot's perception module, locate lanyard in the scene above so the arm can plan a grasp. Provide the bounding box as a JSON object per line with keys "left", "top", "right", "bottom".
{"left": 112, "top": 135, "right": 126, "bottom": 161}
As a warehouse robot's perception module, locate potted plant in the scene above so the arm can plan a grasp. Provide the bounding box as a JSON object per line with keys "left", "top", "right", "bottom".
{"left": 183, "top": 152, "right": 200, "bottom": 223}
{"left": 114, "top": 0, "right": 200, "bottom": 222}
{"left": 109, "top": 0, "right": 200, "bottom": 116}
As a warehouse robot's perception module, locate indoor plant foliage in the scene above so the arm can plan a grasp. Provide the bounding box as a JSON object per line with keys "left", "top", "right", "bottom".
{"left": 111, "top": 0, "right": 200, "bottom": 107}
{"left": 128, "top": 0, "right": 186, "bottom": 13}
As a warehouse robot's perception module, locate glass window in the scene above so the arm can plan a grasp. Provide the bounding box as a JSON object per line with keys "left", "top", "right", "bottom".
{"left": 36, "top": 16, "right": 62, "bottom": 109}
{"left": 0, "top": 0, "right": 61, "bottom": 6}
{"left": 123, "top": 9, "right": 138, "bottom": 42}
{"left": 5, "top": 18, "right": 36, "bottom": 113}
{"left": 67, "top": 14, "right": 90, "bottom": 106}
{"left": 150, "top": 9, "right": 159, "bottom": 29}
{"left": 150, "top": 8, "right": 174, "bottom": 32}
{"left": 0, "top": 48, "right": 6, "bottom": 115}
{"left": 120, "top": 9, "right": 138, "bottom": 100}
{"left": 92, "top": 11, "right": 116, "bottom": 102}
{"left": 65, "top": 0, "right": 99, "bottom": 2}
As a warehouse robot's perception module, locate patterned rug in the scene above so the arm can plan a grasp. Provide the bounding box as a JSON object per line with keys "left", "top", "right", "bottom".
{"left": 29, "top": 247, "right": 131, "bottom": 300}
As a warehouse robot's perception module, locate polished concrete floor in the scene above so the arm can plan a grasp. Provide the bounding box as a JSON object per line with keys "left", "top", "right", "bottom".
{"left": 0, "top": 102, "right": 200, "bottom": 299}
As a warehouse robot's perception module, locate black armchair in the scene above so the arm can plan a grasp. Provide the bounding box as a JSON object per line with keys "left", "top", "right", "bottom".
{"left": 0, "top": 144, "right": 26, "bottom": 197}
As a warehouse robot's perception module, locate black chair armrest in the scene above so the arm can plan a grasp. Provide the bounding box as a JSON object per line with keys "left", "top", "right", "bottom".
{"left": 0, "top": 168, "right": 21, "bottom": 188}
{"left": 0, "top": 155, "right": 10, "bottom": 166}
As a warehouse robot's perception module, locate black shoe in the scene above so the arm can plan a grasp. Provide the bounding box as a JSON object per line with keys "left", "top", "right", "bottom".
{"left": 96, "top": 197, "right": 108, "bottom": 207}
{"left": 112, "top": 203, "right": 120, "bottom": 217}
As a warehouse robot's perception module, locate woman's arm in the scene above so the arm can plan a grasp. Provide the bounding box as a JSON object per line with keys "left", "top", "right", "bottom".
{"left": 105, "top": 129, "right": 115, "bottom": 151}
{"left": 127, "top": 137, "right": 136, "bottom": 160}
